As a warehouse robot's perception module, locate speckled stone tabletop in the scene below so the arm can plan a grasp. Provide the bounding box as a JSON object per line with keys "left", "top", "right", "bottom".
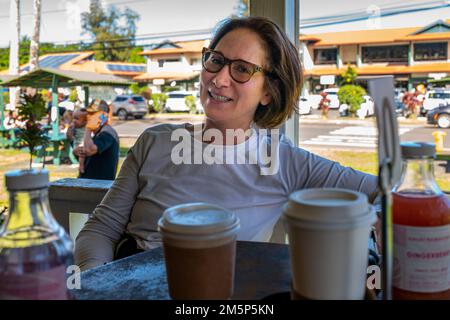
{"left": 72, "top": 241, "right": 291, "bottom": 300}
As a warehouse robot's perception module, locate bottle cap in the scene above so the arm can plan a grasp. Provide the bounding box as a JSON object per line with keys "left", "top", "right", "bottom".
{"left": 5, "top": 169, "right": 49, "bottom": 191}
{"left": 400, "top": 142, "right": 436, "bottom": 159}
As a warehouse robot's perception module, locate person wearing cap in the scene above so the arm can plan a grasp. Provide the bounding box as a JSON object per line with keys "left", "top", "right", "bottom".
{"left": 73, "top": 99, "right": 119, "bottom": 180}
{"left": 75, "top": 17, "right": 380, "bottom": 271}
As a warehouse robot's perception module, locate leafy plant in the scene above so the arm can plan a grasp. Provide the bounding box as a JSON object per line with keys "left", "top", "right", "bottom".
{"left": 337, "top": 85, "right": 366, "bottom": 115}
{"left": 16, "top": 92, "right": 49, "bottom": 168}
{"left": 163, "top": 86, "right": 182, "bottom": 93}
{"left": 150, "top": 93, "right": 167, "bottom": 113}
{"left": 185, "top": 95, "right": 197, "bottom": 114}
{"left": 129, "top": 83, "right": 141, "bottom": 95}
{"left": 341, "top": 65, "right": 357, "bottom": 85}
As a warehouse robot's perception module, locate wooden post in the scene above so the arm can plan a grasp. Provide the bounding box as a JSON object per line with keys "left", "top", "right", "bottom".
{"left": 249, "top": 0, "right": 300, "bottom": 147}
{"left": 84, "top": 86, "right": 89, "bottom": 108}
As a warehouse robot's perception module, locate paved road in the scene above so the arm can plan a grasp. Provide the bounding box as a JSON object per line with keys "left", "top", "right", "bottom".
{"left": 111, "top": 112, "right": 450, "bottom": 151}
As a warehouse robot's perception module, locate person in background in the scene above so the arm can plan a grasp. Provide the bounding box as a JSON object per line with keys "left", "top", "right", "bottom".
{"left": 60, "top": 110, "right": 73, "bottom": 134}
{"left": 319, "top": 91, "right": 330, "bottom": 119}
{"left": 73, "top": 100, "right": 119, "bottom": 180}
{"left": 67, "top": 108, "right": 88, "bottom": 174}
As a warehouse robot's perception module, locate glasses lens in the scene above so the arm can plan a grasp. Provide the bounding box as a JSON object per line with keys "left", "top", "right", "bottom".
{"left": 203, "top": 50, "right": 224, "bottom": 73}
{"left": 230, "top": 61, "right": 254, "bottom": 83}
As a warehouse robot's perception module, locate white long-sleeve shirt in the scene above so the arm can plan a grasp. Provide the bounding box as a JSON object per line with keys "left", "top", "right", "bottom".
{"left": 75, "top": 123, "right": 378, "bottom": 270}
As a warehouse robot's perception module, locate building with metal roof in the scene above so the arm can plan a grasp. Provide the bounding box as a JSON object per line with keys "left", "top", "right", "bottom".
{"left": 0, "top": 51, "right": 146, "bottom": 80}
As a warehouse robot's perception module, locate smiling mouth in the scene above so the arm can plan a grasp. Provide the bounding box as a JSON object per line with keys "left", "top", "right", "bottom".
{"left": 208, "top": 90, "right": 232, "bottom": 102}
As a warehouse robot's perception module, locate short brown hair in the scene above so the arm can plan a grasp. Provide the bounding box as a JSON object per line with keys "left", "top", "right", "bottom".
{"left": 209, "top": 17, "right": 303, "bottom": 129}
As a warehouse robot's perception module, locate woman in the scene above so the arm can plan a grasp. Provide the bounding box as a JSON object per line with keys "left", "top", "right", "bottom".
{"left": 75, "top": 17, "right": 379, "bottom": 271}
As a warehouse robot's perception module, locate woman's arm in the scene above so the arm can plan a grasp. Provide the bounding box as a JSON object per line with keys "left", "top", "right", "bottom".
{"left": 74, "top": 131, "right": 153, "bottom": 271}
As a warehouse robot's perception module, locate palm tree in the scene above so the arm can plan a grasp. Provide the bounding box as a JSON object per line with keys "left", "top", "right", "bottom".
{"left": 8, "top": 0, "right": 20, "bottom": 109}
{"left": 29, "top": 0, "right": 41, "bottom": 71}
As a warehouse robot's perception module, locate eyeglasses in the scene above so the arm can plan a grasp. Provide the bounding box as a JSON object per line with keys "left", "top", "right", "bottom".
{"left": 202, "top": 47, "right": 273, "bottom": 84}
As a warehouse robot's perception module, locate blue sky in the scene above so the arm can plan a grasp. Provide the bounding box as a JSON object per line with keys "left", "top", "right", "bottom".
{"left": 0, "top": 0, "right": 449, "bottom": 47}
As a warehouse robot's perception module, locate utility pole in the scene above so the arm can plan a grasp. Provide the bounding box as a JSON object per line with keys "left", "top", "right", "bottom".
{"left": 29, "top": 0, "right": 41, "bottom": 71}
{"left": 8, "top": 0, "right": 20, "bottom": 110}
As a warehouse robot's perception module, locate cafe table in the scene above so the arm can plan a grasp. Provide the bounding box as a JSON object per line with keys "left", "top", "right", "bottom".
{"left": 72, "top": 241, "right": 292, "bottom": 300}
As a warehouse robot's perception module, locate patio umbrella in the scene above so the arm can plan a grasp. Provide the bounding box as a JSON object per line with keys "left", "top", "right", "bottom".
{"left": 369, "top": 76, "right": 402, "bottom": 300}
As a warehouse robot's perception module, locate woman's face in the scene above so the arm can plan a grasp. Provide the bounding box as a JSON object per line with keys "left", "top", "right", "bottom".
{"left": 200, "top": 28, "right": 272, "bottom": 130}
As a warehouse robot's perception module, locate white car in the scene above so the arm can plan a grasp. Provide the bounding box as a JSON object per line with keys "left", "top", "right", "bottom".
{"left": 356, "top": 95, "right": 375, "bottom": 119}
{"left": 194, "top": 92, "right": 204, "bottom": 114}
{"left": 422, "top": 89, "right": 450, "bottom": 112}
{"left": 165, "top": 91, "right": 199, "bottom": 112}
{"left": 299, "top": 97, "right": 312, "bottom": 115}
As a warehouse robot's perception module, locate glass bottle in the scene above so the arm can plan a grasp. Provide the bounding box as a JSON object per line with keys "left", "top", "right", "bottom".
{"left": 0, "top": 169, "right": 74, "bottom": 299}
{"left": 392, "top": 142, "right": 450, "bottom": 299}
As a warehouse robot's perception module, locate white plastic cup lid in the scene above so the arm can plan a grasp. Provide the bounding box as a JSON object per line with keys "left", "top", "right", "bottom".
{"left": 158, "top": 202, "right": 240, "bottom": 236}
{"left": 284, "top": 188, "right": 371, "bottom": 223}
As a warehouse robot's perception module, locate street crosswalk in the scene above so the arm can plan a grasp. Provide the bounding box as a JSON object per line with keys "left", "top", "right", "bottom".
{"left": 301, "top": 126, "right": 413, "bottom": 148}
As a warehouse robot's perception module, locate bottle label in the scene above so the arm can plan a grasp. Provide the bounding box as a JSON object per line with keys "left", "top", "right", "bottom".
{"left": 393, "top": 224, "right": 450, "bottom": 293}
{"left": 0, "top": 265, "right": 68, "bottom": 299}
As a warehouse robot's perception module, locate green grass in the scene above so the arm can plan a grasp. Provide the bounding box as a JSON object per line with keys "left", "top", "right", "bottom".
{"left": 311, "top": 149, "right": 450, "bottom": 192}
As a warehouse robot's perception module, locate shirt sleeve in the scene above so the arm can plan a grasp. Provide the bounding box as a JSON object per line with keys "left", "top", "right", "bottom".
{"left": 93, "top": 132, "right": 115, "bottom": 154}
{"left": 74, "top": 130, "right": 155, "bottom": 271}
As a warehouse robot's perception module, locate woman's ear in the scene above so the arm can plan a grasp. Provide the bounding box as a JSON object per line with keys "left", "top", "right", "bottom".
{"left": 260, "top": 78, "right": 278, "bottom": 106}
{"left": 260, "top": 92, "right": 272, "bottom": 106}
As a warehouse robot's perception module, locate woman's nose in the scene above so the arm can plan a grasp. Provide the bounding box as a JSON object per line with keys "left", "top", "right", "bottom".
{"left": 212, "top": 64, "right": 231, "bottom": 88}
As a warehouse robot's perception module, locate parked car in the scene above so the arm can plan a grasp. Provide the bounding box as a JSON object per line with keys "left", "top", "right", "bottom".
{"left": 422, "top": 89, "right": 450, "bottom": 114}
{"left": 165, "top": 91, "right": 199, "bottom": 113}
{"left": 110, "top": 95, "right": 148, "bottom": 120}
{"left": 427, "top": 103, "right": 450, "bottom": 129}
{"left": 299, "top": 97, "right": 312, "bottom": 115}
{"left": 194, "top": 92, "right": 204, "bottom": 114}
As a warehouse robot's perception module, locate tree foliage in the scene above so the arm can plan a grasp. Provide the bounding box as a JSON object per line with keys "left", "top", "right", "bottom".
{"left": 0, "top": 36, "right": 82, "bottom": 71}
{"left": 129, "top": 47, "right": 146, "bottom": 63}
{"left": 16, "top": 92, "right": 49, "bottom": 168}
{"left": 341, "top": 65, "right": 358, "bottom": 85}
{"left": 81, "top": 0, "right": 140, "bottom": 61}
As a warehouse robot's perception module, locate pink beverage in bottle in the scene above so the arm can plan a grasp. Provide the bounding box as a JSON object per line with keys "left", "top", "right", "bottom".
{"left": 0, "top": 169, "right": 74, "bottom": 299}
{"left": 392, "top": 142, "right": 450, "bottom": 300}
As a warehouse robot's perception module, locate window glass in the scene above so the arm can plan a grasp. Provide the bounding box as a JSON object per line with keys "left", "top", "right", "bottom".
{"left": 313, "top": 48, "right": 338, "bottom": 64}
{"left": 362, "top": 45, "right": 409, "bottom": 63}
{"left": 414, "top": 42, "right": 447, "bottom": 61}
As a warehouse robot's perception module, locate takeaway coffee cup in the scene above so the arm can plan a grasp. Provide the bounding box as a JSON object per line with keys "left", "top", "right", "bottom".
{"left": 282, "top": 188, "right": 377, "bottom": 300}
{"left": 158, "top": 202, "right": 240, "bottom": 300}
